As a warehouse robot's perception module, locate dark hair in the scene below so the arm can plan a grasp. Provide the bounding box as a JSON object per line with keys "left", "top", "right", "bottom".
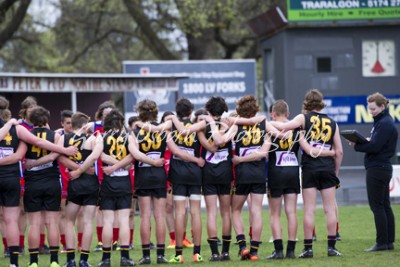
{"left": 19, "top": 96, "right": 37, "bottom": 119}
{"left": 236, "top": 95, "right": 259, "bottom": 118}
{"left": 0, "top": 96, "right": 11, "bottom": 122}
{"left": 103, "top": 109, "right": 124, "bottom": 131}
{"left": 136, "top": 99, "right": 158, "bottom": 122}
{"left": 367, "top": 92, "right": 389, "bottom": 108}
{"left": 160, "top": 111, "right": 174, "bottom": 123}
{"left": 193, "top": 108, "right": 208, "bottom": 123}
{"left": 95, "top": 100, "right": 116, "bottom": 121}
{"left": 176, "top": 98, "right": 194, "bottom": 118}
{"left": 205, "top": 96, "right": 228, "bottom": 117}
{"left": 61, "top": 110, "right": 73, "bottom": 121}
{"left": 128, "top": 116, "right": 139, "bottom": 127}
{"left": 29, "top": 106, "right": 50, "bottom": 127}
{"left": 271, "top": 99, "right": 289, "bottom": 116}
{"left": 303, "top": 89, "right": 325, "bottom": 112}
{"left": 71, "top": 112, "right": 90, "bottom": 129}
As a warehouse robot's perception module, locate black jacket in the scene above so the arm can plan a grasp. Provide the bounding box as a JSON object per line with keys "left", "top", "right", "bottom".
{"left": 355, "top": 109, "right": 398, "bottom": 170}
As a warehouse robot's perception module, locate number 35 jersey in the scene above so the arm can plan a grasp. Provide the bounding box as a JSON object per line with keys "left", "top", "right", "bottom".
{"left": 134, "top": 122, "right": 167, "bottom": 190}
{"left": 234, "top": 121, "right": 266, "bottom": 184}
{"left": 302, "top": 112, "right": 336, "bottom": 171}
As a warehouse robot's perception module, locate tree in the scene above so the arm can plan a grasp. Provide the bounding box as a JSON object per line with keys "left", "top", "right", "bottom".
{"left": 0, "top": 0, "right": 31, "bottom": 49}
{"left": 0, "top": 0, "right": 287, "bottom": 71}
{"left": 124, "top": 0, "right": 286, "bottom": 60}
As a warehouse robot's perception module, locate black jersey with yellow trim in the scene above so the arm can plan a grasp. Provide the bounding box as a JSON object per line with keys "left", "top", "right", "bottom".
{"left": 101, "top": 130, "right": 131, "bottom": 195}
{"left": 202, "top": 121, "right": 233, "bottom": 185}
{"left": 64, "top": 132, "right": 99, "bottom": 194}
{"left": 268, "top": 128, "right": 300, "bottom": 187}
{"left": 268, "top": 128, "right": 300, "bottom": 172}
{"left": 134, "top": 122, "right": 167, "bottom": 189}
{"left": 234, "top": 120, "right": 266, "bottom": 184}
{"left": 24, "top": 128, "right": 59, "bottom": 181}
{"left": 302, "top": 112, "right": 336, "bottom": 172}
{"left": 168, "top": 118, "right": 202, "bottom": 185}
{"left": 0, "top": 124, "right": 20, "bottom": 179}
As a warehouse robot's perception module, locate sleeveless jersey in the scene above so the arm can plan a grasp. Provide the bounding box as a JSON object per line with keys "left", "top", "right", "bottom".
{"left": 234, "top": 121, "right": 266, "bottom": 184}
{"left": 24, "top": 128, "right": 59, "bottom": 181}
{"left": 64, "top": 133, "right": 99, "bottom": 194}
{"left": 101, "top": 130, "right": 131, "bottom": 195}
{"left": 202, "top": 122, "right": 233, "bottom": 185}
{"left": 168, "top": 118, "right": 202, "bottom": 185}
{"left": 302, "top": 112, "right": 336, "bottom": 172}
{"left": 0, "top": 124, "right": 20, "bottom": 179}
{"left": 134, "top": 122, "right": 167, "bottom": 190}
{"left": 268, "top": 128, "right": 300, "bottom": 187}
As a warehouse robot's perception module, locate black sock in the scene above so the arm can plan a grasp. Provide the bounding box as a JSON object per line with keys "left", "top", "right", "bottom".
{"left": 236, "top": 234, "right": 246, "bottom": 250}
{"left": 80, "top": 250, "right": 90, "bottom": 262}
{"left": 328, "top": 235, "right": 336, "bottom": 248}
{"left": 157, "top": 244, "right": 165, "bottom": 256}
{"left": 287, "top": 240, "right": 296, "bottom": 251}
{"left": 175, "top": 246, "right": 183, "bottom": 256}
{"left": 304, "top": 239, "right": 313, "bottom": 250}
{"left": 50, "top": 246, "right": 59, "bottom": 263}
{"left": 120, "top": 245, "right": 130, "bottom": 259}
{"left": 208, "top": 237, "right": 219, "bottom": 255}
{"left": 250, "top": 240, "right": 260, "bottom": 255}
{"left": 66, "top": 248, "right": 75, "bottom": 262}
{"left": 273, "top": 239, "right": 283, "bottom": 251}
{"left": 222, "top": 235, "right": 231, "bottom": 253}
{"left": 142, "top": 244, "right": 150, "bottom": 257}
{"left": 9, "top": 246, "right": 19, "bottom": 266}
{"left": 102, "top": 247, "right": 111, "bottom": 261}
{"left": 193, "top": 245, "right": 201, "bottom": 255}
{"left": 29, "top": 248, "right": 39, "bottom": 264}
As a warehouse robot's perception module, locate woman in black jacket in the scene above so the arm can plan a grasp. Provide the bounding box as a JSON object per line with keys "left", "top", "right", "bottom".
{"left": 352, "top": 92, "right": 398, "bottom": 252}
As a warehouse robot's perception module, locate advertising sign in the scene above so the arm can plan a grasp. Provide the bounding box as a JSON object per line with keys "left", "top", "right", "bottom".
{"left": 287, "top": 0, "right": 400, "bottom": 21}
{"left": 123, "top": 60, "right": 257, "bottom": 112}
{"left": 322, "top": 94, "right": 400, "bottom": 124}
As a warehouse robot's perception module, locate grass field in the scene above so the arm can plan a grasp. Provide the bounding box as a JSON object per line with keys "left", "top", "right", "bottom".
{"left": 1, "top": 204, "right": 399, "bottom": 266}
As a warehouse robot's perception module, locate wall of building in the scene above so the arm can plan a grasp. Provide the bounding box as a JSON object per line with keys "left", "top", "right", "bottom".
{"left": 261, "top": 25, "right": 400, "bottom": 166}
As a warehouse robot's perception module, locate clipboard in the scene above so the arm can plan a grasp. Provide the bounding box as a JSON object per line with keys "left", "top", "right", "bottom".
{"left": 340, "top": 130, "right": 368, "bottom": 144}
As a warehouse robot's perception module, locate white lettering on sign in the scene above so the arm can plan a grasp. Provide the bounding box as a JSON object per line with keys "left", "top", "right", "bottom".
{"left": 300, "top": 1, "right": 360, "bottom": 9}
{"left": 0, "top": 77, "right": 178, "bottom": 92}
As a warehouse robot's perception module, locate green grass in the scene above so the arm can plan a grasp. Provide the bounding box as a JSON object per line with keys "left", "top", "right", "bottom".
{"left": 1, "top": 205, "right": 399, "bottom": 266}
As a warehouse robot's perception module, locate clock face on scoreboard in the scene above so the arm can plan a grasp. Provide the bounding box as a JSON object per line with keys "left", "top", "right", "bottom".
{"left": 362, "top": 40, "right": 396, "bottom": 77}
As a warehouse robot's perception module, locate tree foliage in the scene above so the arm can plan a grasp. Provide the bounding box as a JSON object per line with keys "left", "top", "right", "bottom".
{"left": 0, "top": 0, "right": 287, "bottom": 72}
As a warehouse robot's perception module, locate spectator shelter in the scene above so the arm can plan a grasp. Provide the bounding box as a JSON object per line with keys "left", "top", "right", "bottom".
{"left": 0, "top": 72, "right": 185, "bottom": 128}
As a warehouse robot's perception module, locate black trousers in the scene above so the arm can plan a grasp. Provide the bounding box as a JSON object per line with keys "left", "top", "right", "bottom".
{"left": 366, "top": 167, "right": 395, "bottom": 245}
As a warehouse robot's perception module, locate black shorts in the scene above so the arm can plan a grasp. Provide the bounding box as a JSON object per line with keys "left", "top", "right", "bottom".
{"left": 302, "top": 171, "right": 340, "bottom": 190}
{"left": 67, "top": 191, "right": 99, "bottom": 206}
{"left": 268, "top": 187, "right": 300, "bottom": 198}
{"left": 0, "top": 177, "right": 20, "bottom": 207}
{"left": 135, "top": 188, "right": 167, "bottom": 199}
{"left": 24, "top": 180, "right": 61, "bottom": 212}
{"left": 100, "top": 193, "right": 132, "bottom": 211}
{"left": 172, "top": 184, "right": 202, "bottom": 200}
{"left": 202, "top": 184, "right": 231, "bottom": 196}
{"left": 234, "top": 183, "right": 266, "bottom": 196}
{"left": 268, "top": 171, "right": 300, "bottom": 198}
